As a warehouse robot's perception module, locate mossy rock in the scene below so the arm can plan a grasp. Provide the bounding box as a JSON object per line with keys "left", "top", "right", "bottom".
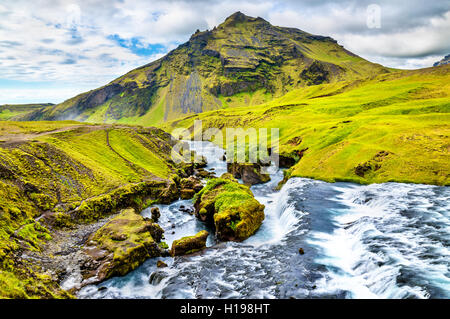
{"left": 82, "top": 208, "right": 164, "bottom": 282}
{"left": 180, "top": 188, "right": 195, "bottom": 199}
{"left": 220, "top": 173, "right": 238, "bottom": 182}
{"left": 179, "top": 176, "right": 203, "bottom": 192}
{"left": 157, "top": 179, "right": 180, "bottom": 204}
{"left": 193, "top": 174, "right": 265, "bottom": 241}
{"left": 227, "top": 162, "right": 270, "bottom": 185}
{"left": 170, "top": 230, "right": 209, "bottom": 256}
{"left": 195, "top": 168, "right": 216, "bottom": 179}
{"left": 70, "top": 180, "right": 169, "bottom": 224}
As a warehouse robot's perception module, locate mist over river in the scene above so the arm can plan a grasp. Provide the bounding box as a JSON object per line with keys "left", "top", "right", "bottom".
{"left": 79, "top": 141, "right": 450, "bottom": 299}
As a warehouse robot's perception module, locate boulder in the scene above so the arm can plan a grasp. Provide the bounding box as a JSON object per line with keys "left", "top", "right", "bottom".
{"left": 170, "top": 230, "right": 209, "bottom": 256}
{"left": 180, "top": 176, "right": 203, "bottom": 192}
{"left": 194, "top": 174, "right": 265, "bottom": 241}
{"left": 82, "top": 208, "right": 167, "bottom": 282}
{"left": 151, "top": 207, "right": 161, "bottom": 222}
{"left": 158, "top": 180, "right": 179, "bottom": 204}
{"left": 195, "top": 168, "right": 216, "bottom": 179}
{"left": 193, "top": 155, "right": 208, "bottom": 168}
{"left": 180, "top": 188, "right": 195, "bottom": 199}
{"left": 179, "top": 163, "right": 194, "bottom": 177}
{"left": 220, "top": 173, "right": 238, "bottom": 182}
{"left": 156, "top": 260, "right": 168, "bottom": 268}
{"left": 178, "top": 176, "right": 203, "bottom": 199}
{"left": 227, "top": 162, "right": 270, "bottom": 185}
{"left": 278, "top": 154, "right": 297, "bottom": 168}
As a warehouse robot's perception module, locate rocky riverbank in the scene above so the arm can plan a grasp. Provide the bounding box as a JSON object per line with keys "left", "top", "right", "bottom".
{"left": 0, "top": 123, "right": 271, "bottom": 298}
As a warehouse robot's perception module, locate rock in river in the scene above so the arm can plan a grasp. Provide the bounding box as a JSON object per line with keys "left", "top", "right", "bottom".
{"left": 179, "top": 176, "right": 203, "bottom": 199}
{"left": 151, "top": 207, "right": 161, "bottom": 222}
{"left": 82, "top": 208, "right": 167, "bottom": 283}
{"left": 170, "top": 230, "right": 209, "bottom": 256}
{"left": 194, "top": 173, "right": 265, "bottom": 241}
{"left": 227, "top": 162, "right": 270, "bottom": 185}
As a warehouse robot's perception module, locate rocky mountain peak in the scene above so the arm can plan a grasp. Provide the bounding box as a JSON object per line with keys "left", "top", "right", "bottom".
{"left": 220, "top": 11, "right": 268, "bottom": 28}
{"left": 23, "top": 12, "right": 388, "bottom": 124}
{"left": 433, "top": 54, "right": 450, "bottom": 67}
{"left": 225, "top": 11, "right": 251, "bottom": 22}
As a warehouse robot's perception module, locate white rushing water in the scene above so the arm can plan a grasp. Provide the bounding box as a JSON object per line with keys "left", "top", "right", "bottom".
{"left": 309, "top": 182, "right": 450, "bottom": 299}
{"left": 78, "top": 141, "right": 450, "bottom": 299}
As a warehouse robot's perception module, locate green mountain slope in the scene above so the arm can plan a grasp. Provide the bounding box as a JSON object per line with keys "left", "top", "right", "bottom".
{"left": 165, "top": 64, "right": 450, "bottom": 186}
{"left": 19, "top": 12, "right": 389, "bottom": 125}
{"left": 0, "top": 103, "right": 54, "bottom": 121}
{"left": 0, "top": 121, "right": 183, "bottom": 297}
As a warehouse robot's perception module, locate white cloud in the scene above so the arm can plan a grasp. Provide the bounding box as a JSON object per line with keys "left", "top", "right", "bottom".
{"left": 339, "top": 11, "right": 450, "bottom": 59}
{"left": 0, "top": 87, "right": 90, "bottom": 104}
{"left": 0, "top": 0, "right": 449, "bottom": 103}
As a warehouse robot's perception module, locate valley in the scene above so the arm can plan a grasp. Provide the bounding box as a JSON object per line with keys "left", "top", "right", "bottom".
{"left": 0, "top": 11, "right": 448, "bottom": 300}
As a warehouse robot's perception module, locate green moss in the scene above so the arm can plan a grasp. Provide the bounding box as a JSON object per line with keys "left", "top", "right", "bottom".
{"left": 73, "top": 180, "right": 167, "bottom": 223}
{"left": 170, "top": 230, "right": 209, "bottom": 256}
{"left": 158, "top": 241, "right": 169, "bottom": 250}
{"left": 0, "top": 267, "right": 72, "bottom": 299}
{"left": 29, "top": 193, "right": 57, "bottom": 211}
{"left": 194, "top": 175, "right": 264, "bottom": 241}
{"left": 0, "top": 122, "right": 181, "bottom": 298}
{"left": 168, "top": 65, "right": 450, "bottom": 186}
{"left": 84, "top": 208, "right": 162, "bottom": 280}
{"left": 16, "top": 221, "right": 52, "bottom": 251}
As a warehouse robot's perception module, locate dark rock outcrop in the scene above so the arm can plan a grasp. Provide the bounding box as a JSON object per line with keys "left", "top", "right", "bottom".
{"left": 180, "top": 176, "right": 203, "bottom": 192}
{"left": 195, "top": 168, "right": 216, "bottom": 179}
{"left": 278, "top": 155, "right": 297, "bottom": 168}
{"left": 227, "top": 162, "right": 270, "bottom": 185}
{"left": 300, "top": 61, "right": 330, "bottom": 85}
{"left": 158, "top": 180, "right": 180, "bottom": 204}
{"left": 354, "top": 150, "right": 392, "bottom": 177}
{"left": 433, "top": 54, "right": 450, "bottom": 67}
{"left": 151, "top": 207, "right": 161, "bottom": 222}
{"left": 180, "top": 188, "right": 195, "bottom": 199}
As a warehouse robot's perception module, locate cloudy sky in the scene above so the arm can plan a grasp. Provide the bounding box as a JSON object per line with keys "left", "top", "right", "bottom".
{"left": 0, "top": 0, "right": 449, "bottom": 104}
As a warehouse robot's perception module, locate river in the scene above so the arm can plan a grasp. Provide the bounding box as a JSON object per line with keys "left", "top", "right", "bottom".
{"left": 78, "top": 141, "right": 450, "bottom": 299}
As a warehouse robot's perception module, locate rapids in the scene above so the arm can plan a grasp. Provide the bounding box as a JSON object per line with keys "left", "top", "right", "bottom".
{"left": 78, "top": 141, "right": 449, "bottom": 299}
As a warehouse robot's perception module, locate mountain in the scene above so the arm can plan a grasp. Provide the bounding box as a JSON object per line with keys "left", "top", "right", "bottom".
{"left": 434, "top": 54, "right": 450, "bottom": 67}
{"left": 165, "top": 64, "right": 450, "bottom": 186}
{"left": 20, "top": 12, "right": 390, "bottom": 125}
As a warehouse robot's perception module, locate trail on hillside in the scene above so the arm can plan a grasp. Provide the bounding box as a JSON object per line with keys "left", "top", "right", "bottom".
{"left": 0, "top": 124, "right": 133, "bottom": 145}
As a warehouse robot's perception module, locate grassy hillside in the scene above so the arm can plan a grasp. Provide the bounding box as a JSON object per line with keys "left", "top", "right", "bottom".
{"left": 164, "top": 65, "right": 450, "bottom": 186}
{"left": 0, "top": 121, "right": 180, "bottom": 298}
{"left": 17, "top": 12, "right": 389, "bottom": 125}
{"left": 0, "top": 104, "right": 54, "bottom": 121}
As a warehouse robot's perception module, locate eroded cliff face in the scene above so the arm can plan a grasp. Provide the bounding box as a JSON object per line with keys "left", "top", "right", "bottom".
{"left": 20, "top": 12, "right": 388, "bottom": 125}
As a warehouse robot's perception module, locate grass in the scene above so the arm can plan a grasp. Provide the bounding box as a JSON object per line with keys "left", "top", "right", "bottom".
{"left": 165, "top": 65, "right": 450, "bottom": 186}
{"left": 0, "top": 104, "right": 53, "bottom": 121}
{"left": 16, "top": 14, "right": 391, "bottom": 125}
{"left": 107, "top": 129, "right": 170, "bottom": 178}
{"left": 0, "top": 122, "right": 176, "bottom": 298}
